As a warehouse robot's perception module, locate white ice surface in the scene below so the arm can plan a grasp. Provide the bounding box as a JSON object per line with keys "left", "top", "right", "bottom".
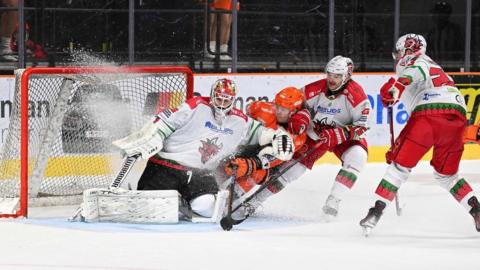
{"left": 0, "top": 160, "right": 478, "bottom": 270}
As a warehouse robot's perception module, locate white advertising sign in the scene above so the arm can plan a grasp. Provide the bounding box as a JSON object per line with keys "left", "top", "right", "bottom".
{"left": 194, "top": 73, "right": 404, "bottom": 146}
{"left": 0, "top": 73, "right": 410, "bottom": 147}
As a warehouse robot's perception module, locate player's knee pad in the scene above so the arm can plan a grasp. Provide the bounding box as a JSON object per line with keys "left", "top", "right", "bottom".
{"left": 189, "top": 194, "right": 216, "bottom": 217}
{"left": 277, "top": 163, "right": 307, "bottom": 185}
{"left": 433, "top": 170, "right": 458, "bottom": 190}
{"left": 340, "top": 145, "right": 367, "bottom": 174}
{"left": 384, "top": 162, "right": 411, "bottom": 187}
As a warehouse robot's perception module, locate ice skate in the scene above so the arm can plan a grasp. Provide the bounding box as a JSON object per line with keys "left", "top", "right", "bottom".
{"left": 468, "top": 196, "right": 480, "bottom": 232}
{"left": 360, "top": 200, "right": 386, "bottom": 236}
{"left": 322, "top": 195, "right": 341, "bottom": 219}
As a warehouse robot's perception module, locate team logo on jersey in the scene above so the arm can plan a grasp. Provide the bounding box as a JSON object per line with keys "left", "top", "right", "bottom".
{"left": 205, "top": 121, "right": 234, "bottom": 134}
{"left": 422, "top": 93, "right": 441, "bottom": 101}
{"left": 317, "top": 106, "right": 341, "bottom": 115}
{"left": 313, "top": 117, "right": 336, "bottom": 128}
{"left": 199, "top": 137, "right": 223, "bottom": 164}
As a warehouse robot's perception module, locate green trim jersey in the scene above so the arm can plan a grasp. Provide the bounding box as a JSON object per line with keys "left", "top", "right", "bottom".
{"left": 395, "top": 54, "right": 467, "bottom": 116}
{"left": 154, "top": 96, "right": 263, "bottom": 170}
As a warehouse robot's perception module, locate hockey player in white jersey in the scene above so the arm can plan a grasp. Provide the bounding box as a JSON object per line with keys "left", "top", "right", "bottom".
{"left": 299, "top": 55, "right": 371, "bottom": 218}
{"left": 359, "top": 33, "right": 480, "bottom": 234}
{"left": 112, "top": 78, "right": 294, "bottom": 220}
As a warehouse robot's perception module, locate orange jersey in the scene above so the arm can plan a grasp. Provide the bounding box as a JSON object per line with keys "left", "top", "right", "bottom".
{"left": 237, "top": 101, "right": 307, "bottom": 193}
{"left": 247, "top": 100, "right": 307, "bottom": 154}
{"left": 211, "top": 0, "right": 240, "bottom": 11}
{"left": 247, "top": 101, "right": 278, "bottom": 130}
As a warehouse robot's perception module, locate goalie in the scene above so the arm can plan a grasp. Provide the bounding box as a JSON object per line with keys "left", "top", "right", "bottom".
{"left": 81, "top": 78, "right": 295, "bottom": 223}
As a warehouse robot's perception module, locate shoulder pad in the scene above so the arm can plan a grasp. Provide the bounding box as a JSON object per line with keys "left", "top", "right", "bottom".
{"left": 303, "top": 79, "right": 327, "bottom": 100}
{"left": 228, "top": 108, "right": 248, "bottom": 122}
{"left": 342, "top": 80, "right": 368, "bottom": 107}
{"left": 247, "top": 101, "right": 277, "bottom": 129}
{"left": 186, "top": 96, "right": 209, "bottom": 109}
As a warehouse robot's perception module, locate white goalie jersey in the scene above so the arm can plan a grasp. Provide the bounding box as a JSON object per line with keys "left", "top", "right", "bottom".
{"left": 154, "top": 96, "right": 262, "bottom": 171}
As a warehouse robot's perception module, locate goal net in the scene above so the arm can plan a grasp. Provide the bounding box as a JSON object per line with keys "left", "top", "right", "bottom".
{"left": 0, "top": 66, "right": 193, "bottom": 218}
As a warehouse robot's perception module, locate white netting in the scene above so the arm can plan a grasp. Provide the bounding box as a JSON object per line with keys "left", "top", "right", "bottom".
{"left": 0, "top": 67, "right": 191, "bottom": 208}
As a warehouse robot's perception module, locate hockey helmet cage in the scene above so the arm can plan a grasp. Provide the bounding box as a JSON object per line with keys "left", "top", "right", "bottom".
{"left": 210, "top": 78, "right": 237, "bottom": 116}
{"left": 393, "top": 33, "right": 427, "bottom": 60}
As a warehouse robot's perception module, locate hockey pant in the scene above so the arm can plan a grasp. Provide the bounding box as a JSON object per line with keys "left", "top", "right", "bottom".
{"left": 375, "top": 114, "right": 476, "bottom": 211}
{"left": 137, "top": 160, "right": 219, "bottom": 217}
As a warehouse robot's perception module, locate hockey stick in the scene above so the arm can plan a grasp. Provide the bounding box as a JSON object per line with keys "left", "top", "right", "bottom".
{"left": 68, "top": 154, "right": 140, "bottom": 221}
{"left": 219, "top": 142, "right": 324, "bottom": 230}
{"left": 109, "top": 154, "right": 140, "bottom": 188}
{"left": 388, "top": 106, "right": 402, "bottom": 216}
{"left": 220, "top": 166, "right": 237, "bottom": 231}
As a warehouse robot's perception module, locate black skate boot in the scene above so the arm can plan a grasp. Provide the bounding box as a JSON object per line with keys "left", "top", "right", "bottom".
{"left": 467, "top": 196, "right": 480, "bottom": 232}
{"left": 359, "top": 200, "right": 386, "bottom": 236}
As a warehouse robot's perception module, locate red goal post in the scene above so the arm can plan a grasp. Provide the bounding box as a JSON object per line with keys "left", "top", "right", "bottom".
{"left": 0, "top": 66, "right": 193, "bottom": 218}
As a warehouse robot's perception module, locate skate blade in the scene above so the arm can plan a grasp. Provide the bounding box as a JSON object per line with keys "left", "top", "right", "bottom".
{"left": 320, "top": 212, "right": 337, "bottom": 223}
{"left": 361, "top": 225, "right": 372, "bottom": 237}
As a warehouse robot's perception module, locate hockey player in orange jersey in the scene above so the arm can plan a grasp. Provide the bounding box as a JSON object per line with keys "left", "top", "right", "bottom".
{"left": 224, "top": 86, "right": 311, "bottom": 216}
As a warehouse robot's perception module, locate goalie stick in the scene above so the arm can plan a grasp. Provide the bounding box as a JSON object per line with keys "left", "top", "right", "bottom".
{"left": 68, "top": 154, "right": 140, "bottom": 221}
{"left": 220, "top": 166, "right": 237, "bottom": 231}
{"left": 220, "top": 141, "right": 324, "bottom": 230}
{"left": 388, "top": 106, "right": 402, "bottom": 216}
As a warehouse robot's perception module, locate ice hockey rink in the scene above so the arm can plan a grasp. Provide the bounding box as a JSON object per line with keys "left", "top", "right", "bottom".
{"left": 0, "top": 159, "right": 478, "bottom": 270}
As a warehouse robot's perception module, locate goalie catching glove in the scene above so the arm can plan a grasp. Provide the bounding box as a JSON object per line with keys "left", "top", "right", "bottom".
{"left": 112, "top": 116, "right": 171, "bottom": 159}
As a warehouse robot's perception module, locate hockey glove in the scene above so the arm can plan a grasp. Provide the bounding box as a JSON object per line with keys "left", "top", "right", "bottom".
{"left": 345, "top": 125, "right": 368, "bottom": 141}
{"left": 112, "top": 119, "right": 165, "bottom": 159}
{"left": 316, "top": 127, "right": 349, "bottom": 149}
{"left": 225, "top": 157, "right": 262, "bottom": 178}
{"left": 380, "top": 77, "right": 406, "bottom": 107}
{"left": 288, "top": 109, "right": 311, "bottom": 135}
{"left": 258, "top": 132, "right": 295, "bottom": 161}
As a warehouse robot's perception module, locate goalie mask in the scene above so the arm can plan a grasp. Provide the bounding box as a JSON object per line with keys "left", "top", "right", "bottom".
{"left": 393, "top": 33, "right": 427, "bottom": 61}
{"left": 210, "top": 78, "right": 237, "bottom": 119}
{"left": 274, "top": 87, "right": 304, "bottom": 123}
{"left": 325, "top": 56, "right": 349, "bottom": 92}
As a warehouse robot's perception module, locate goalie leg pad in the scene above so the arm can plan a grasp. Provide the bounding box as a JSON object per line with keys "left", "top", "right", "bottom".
{"left": 190, "top": 194, "right": 216, "bottom": 217}
{"left": 190, "top": 190, "right": 228, "bottom": 223}
{"left": 80, "top": 188, "right": 180, "bottom": 224}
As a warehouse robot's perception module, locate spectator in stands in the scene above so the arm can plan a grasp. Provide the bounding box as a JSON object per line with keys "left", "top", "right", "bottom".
{"left": 0, "top": 0, "right": 18, "bottom": 61}
{"left": 205, "top": 0, "right": 239, "bottom": 61}
{"left": 426, "top": 1, "right": 463, "bottom": 62}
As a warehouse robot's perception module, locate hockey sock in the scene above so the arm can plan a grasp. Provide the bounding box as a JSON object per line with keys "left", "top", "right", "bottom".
{"left": 433, "top": 171, "right": 475, "bottom": 211}
{"left": 331, "top": 168, "right": 357, "bottom": 196}
{"left": 450, "top": 178, "right": 474, "bottom": 211}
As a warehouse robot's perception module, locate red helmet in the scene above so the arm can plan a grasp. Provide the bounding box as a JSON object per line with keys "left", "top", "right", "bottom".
{"left": 274, "top": 87, "right": 304, "bottom": 111}
{"left": 210, "top": 78, "right": 237, "bottom": 116}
